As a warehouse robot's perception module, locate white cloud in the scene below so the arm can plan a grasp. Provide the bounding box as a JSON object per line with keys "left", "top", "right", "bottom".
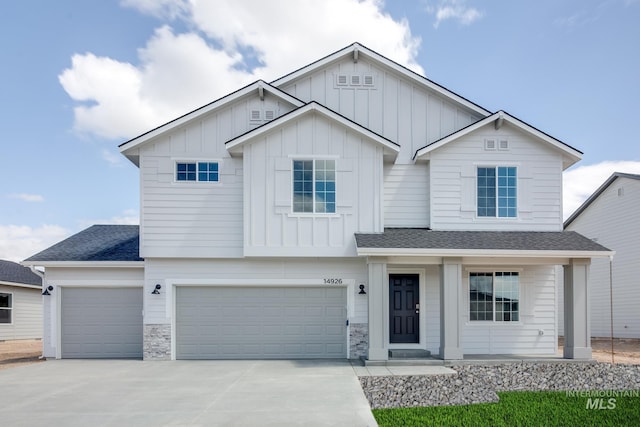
{"left": 8, "top": 193, "right": 44, "bottom": 202}
{"left": 0, "top": 225, "right": 70, "bottom": 263}
{"left": 101, "top": 148, "right": 124, "bottom": 166}
{"left": 60, "top": 0, "right": 422, "bottom": 140}
{"left": 78, "top": 209, "right": 140, "bottom": 230}
{"left": 563, "top": 160, "right": 640, "bottom": 219}
{"left": 426, "top": 0, "right": 484, "bottom": 28}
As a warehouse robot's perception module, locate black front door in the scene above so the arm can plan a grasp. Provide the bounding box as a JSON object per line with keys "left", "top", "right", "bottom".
{"left": 389, "top": 274, "right": 419, "bottom": 343}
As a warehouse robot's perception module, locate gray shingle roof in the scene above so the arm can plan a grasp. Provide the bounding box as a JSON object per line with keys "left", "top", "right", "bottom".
{"left": 354, "top": 229, "right": 611, "bottom": 252}
{"left": 24, "top": 225, "right": 142, "bottom": 262}
{"left": 0, "top": 260, "right": 42, "bottom": 286}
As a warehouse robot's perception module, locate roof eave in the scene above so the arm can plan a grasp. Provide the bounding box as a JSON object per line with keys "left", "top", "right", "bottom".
{"left": 0, "top": 281, "right": 42, "bottom": 289}
{"left": 20, "top": 261, "right": 145, "bottom": 268}
{"left": 356, "top": 247, "right": 614, "bottom": 259}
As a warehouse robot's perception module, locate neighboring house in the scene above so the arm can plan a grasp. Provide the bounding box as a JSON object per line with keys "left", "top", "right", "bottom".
{"left": 0, "top": 259, "right": 43, "bottom": 341}
{"left": 24, "top": 43, "right": 612, "bottom": 361}
{"left": 560, "top": 172, "right": 640, "bottom": 339}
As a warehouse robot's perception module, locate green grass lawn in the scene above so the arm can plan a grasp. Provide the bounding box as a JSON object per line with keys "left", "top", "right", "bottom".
{"left": 372, "top": 391, "right": 640, "bottom": 427}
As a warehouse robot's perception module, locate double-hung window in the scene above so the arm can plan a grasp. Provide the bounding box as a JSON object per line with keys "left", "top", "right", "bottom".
{"left": 469, "top": 272, "right": 519, "bottom": 322}
{"left": 477, "top": 166, "right": 517, "bottom": 217}
{"left": 292, "top": 159, "right": 336, "bottom": 213}
{"left": 0, "top": 293, "right": 12, "bottom": 324}
{"left": 176, "top": 161, "right": 219, "bottom": 182}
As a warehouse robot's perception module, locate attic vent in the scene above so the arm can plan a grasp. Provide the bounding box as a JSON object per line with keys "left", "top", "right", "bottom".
{"left": 618, "top": 187, "right": 624, "bottom": 197}
{"left": 484, "top": 139, "right": 496, "bottom": 150}
{"left": 250, "top": 110, "right": 261, "bottom": 121}
{"left": 363, "top": 74, "right": 374, "bottom": 86}
{"left": 350, "top": 75, "right": 361, "bottom": 85}
{"left": 264, "top": 110, "right": 275, "bottom": 121}
{"left": 498, "top": 140, "right": 509, "bottom": 150}
{"left": 336, "top": 74, "right": 348, "bottom": 86}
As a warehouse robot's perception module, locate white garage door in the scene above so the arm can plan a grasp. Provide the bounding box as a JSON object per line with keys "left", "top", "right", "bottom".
{"left": 61, "top": 287, "right": 143, "bottom": 359}
{"left": 176, "top": 286, "right": 347, "bottom": 359}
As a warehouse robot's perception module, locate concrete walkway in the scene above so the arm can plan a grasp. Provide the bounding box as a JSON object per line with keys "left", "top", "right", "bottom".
{"left": 1, "top": 359, "right": 377, "bottom": 427}
{"left": 352, "top": 364, "right": 457, "bottom": 377}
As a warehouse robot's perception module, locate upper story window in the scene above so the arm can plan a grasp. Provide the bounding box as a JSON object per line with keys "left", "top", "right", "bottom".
{"left": 477, "top": 166, "right": 517, "bottom": 218}
{"left": 0, "top": 292, "right": 12, "bottom": 324}
{"left": 176, "top": 161, "right": 219, "bottom": 182}
{"left": 469, "top": 272, "right": 519, "bottom": 322}
{"left": 293, "top": 159, "right": 336, "bottom": 213}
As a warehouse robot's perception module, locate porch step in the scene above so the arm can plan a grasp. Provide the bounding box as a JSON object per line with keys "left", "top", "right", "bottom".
{"left": 388, "top": 349, "right": 431, "bottom": 359}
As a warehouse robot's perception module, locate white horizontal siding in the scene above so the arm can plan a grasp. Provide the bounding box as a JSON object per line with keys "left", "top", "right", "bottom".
{"left": 279, "top": 56, "right": 483, "bottom": 164}
{"left": 383, "top": 162, "right": 430, "bottom": 228}
{"left": 429, "top": 123, "right": 564, "bottom": 231}
{"left": 0, "top": 285, "right": 42, "bottom": 340}
{"left": 562, "top": 177, "right": 640, "bottom": 338}
{"left": 143, "top": 258, "right": 367, "bottom": 326}
{"left": 462, "top": 265, "right": 557, "bottom": 355}
{"left": 139, "top": 93, "right": 297, "bottom": 259}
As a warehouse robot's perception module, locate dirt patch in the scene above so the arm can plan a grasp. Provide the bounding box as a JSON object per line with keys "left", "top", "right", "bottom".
{"left": 559, "top": 337, "right": 640, "bottom": 364}
{"left": 0, "top": 339, "right": 44, "bottom": 370}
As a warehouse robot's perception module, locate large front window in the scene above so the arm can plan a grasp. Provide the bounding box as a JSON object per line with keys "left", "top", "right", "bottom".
{"left": 0, "top": 293, "right": 12, "bottom": 324}
{"left": 293, "top": 159, "right": 336, "bottom": 213}
{"left": 469, "top": 272, "right": 519, "bottom": 322}
{"left": 477, "top": 166, "right": 517, "bottom": 217}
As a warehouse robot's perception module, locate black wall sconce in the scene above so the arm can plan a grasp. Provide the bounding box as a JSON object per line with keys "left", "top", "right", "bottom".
{"left": 42, "top": 285, "right": 54, "bottom": 296}
{"left": 358, "top": 284, "right": 366, "bottom": 295}
{"left": 152, "top": 284, "right": 161, "bottom": 295}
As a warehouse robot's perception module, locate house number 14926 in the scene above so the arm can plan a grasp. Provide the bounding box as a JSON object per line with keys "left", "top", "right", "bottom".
{"left": 324, "top": 278, "right": 343, "bottom": 284}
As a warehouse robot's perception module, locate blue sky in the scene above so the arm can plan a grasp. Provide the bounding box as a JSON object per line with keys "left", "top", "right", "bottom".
{"left": 2, "top": 0, "right": 639, "bottom": 262}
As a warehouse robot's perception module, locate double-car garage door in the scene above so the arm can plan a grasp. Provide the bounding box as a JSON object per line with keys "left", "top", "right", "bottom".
{"left": 176, "top": 286, "right": 347, "bottom": 359}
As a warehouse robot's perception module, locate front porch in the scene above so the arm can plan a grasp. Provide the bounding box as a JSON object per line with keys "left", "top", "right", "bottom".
{"left": 354, "top": 229, "right": 613, "bottom": 363}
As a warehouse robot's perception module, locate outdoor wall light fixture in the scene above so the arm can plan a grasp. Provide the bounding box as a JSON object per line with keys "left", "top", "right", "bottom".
{"left": 42, "top": 285, "right": 54, "bottom": 296}
{"left": 358, "top": 284, "right": 366, "bottom": 295}
{"left": 152, "top": 284, "right": 161, "bottom": 295}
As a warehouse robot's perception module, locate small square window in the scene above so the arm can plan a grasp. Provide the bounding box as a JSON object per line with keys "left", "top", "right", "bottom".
{"left": 0, "top": 293, "right": 12, "bottom": 324}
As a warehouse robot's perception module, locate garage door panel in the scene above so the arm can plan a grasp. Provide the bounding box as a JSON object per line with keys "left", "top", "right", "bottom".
{"left": 176, "top": 286, "right": 346, "bottom": 359}
{"left": 61, "top": 288, "right": 143, "bottom": 359}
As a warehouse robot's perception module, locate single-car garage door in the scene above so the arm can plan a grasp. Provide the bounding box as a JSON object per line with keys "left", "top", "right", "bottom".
{"left": 61, "top": 287, "right": 143, "bottom": 359}
{"left": 176, "top": 286, "right": 347, "bottom": 359}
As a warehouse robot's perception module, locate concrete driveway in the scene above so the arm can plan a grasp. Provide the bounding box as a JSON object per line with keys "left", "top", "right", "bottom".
{"left": 2, "top": 359, "right": 377, "bottom": 426}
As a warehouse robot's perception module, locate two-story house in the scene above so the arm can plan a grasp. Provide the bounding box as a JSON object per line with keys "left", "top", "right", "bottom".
{"left": 24, "top": 43, "right": 611, "bottom": 361}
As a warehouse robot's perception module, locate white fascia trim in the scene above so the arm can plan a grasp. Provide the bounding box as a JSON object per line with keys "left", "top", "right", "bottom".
{"left": 0, "top": 281, "right": 41, "bottom": 290}
{"left": 356, "top": 248, "right": 615, "bottom": 259}
{"left": 226, "top": 102, "right": 400, "bottom": 153}
{"left": 20, "top": 261, "right": 145, "bottom": 268}
{"left": 414, "top": 111, "right": 583, "bottom": 165}
{"left": 272, "top": 43, "right": 490, "bottom": 118}
{"left": 120, "top": 81, "right": 304, "bottom": 154}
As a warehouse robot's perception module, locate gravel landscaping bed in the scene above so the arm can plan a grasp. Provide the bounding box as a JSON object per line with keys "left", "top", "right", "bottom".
{"left": 360, "top": 362, "right": 640, "bottom": 409}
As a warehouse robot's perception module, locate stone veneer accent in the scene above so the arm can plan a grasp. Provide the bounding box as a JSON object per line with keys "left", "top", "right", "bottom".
{"left": 143, "top": 324, "right": 171, "bottom": 360}
{"left": 350, "top": 323, "right": 368, "bottom": 359}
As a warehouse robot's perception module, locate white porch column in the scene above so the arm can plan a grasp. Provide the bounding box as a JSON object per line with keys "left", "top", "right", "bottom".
{"left": 563, "top": 259, "right": 592, "bottom": 359}
{"left": 439, "top": 258, "right": 464, "bottom": 360}
{"left": 367, "top": 258, "right": 388, "bottom": 361}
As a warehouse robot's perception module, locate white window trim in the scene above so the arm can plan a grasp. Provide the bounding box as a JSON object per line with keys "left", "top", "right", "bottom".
{"left": 289, "top": 156, "right": 339, "bottom": 216}
{"left": 465, "top": 270, "right": 522, "bottom": 325}
{"left": 0, "top": 291, "right": 13, "bottom": 325}
{"left": 475, "top": 164, "right": 519, "bottom": 220}
{"left": 172, "top": 158, "right": 223, "bottom": 184}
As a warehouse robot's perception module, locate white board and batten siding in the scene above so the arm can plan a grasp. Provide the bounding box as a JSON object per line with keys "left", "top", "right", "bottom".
{"left": 242, "top": 112, "right": 385, "bottom": 257}
{"left": 40, "top": 267, "right": 144, "bottom": 359}
{"left": 139, "top": 93, "right": 298, "bottom": 259}
{"left": 429, "top": 123, "right": 565, "bottom": 231}
{"left": 463, "top": 265, "right": 557, "bottom": 355}
{"left": 278, "top": 56, "right": 483, "bottom": 164}
{"left": 561, "top": 176, "right": 640, "bottom": 338}
{"left": 0, "top": 285, "right": 42, "bottom": 340}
